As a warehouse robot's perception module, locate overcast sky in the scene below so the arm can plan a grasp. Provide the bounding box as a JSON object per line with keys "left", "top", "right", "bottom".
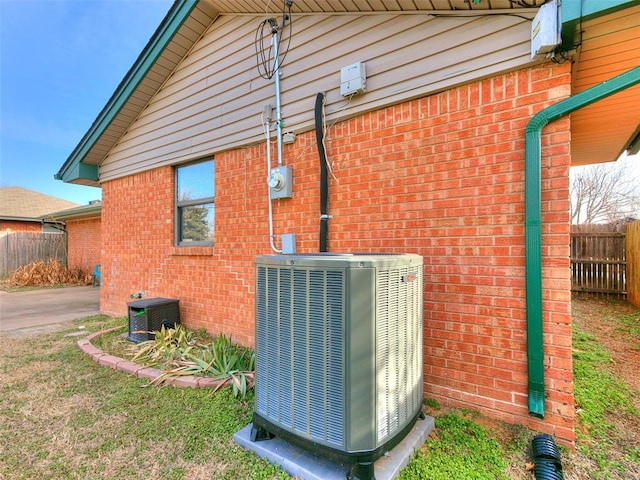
{"left": 0, "top": 0, "right": 172, "bottom": 205}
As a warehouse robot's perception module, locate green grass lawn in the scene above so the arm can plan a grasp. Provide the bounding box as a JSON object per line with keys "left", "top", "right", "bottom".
{"left": 0, "top": 316, "right": 287, "bottom": 480}
{"left": 0, "top": 296, "right": 638, "bottom": 479}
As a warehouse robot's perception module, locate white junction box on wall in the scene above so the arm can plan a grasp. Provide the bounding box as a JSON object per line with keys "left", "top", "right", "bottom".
{"left": 340, "top": 62, "right": 366, "bottom": 96}
{"left": 531, "top": 0, "right": 560, "bottom": 59}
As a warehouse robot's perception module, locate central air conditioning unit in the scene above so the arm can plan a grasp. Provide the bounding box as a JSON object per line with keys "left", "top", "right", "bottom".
{"left": 251, "top": 253, "right": 424, "bottom": 479}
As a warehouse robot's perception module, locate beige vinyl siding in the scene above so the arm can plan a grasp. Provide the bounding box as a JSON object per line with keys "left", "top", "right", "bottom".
{"left": 100, "top": 12, "right": 534, "bottom": 181}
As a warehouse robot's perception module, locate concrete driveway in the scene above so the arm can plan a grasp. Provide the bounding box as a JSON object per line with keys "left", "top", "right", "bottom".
{"left": 0, "top": 286, "right": 101, "bottom": 334}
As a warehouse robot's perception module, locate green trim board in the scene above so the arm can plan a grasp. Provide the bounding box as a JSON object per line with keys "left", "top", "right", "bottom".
{"left": 55, "top": 0, "right": 198, "bottom": 185}
{"left": 54, "top": 161, "right": 99, "bottom": 183}
{"left": 561, "top": 0, "right": 640, "bottom": 50}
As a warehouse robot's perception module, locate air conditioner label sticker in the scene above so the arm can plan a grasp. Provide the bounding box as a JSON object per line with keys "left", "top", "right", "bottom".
{"left": 402, "top": 272, "right": 417, "bottom": 283}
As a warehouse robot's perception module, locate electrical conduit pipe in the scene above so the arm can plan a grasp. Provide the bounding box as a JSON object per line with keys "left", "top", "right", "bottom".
{"left": 264, "top": 114, "right": 282, "bottom": 254}
{"left": 525, "top": 65, "right": 640, "bottom": 417}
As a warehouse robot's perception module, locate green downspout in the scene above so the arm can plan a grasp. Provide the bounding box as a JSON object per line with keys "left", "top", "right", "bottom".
{"left": 525, "top": 65, "right": 640, "bottom": 418}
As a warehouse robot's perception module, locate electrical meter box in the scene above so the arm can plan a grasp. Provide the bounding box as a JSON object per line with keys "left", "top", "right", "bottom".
{"left": 531, "top": 0, "right": 560, "bottom": 59}
{"left": 340, "top": 62, "right": 366, "bottom": 96}
{"left": 268, "top": 165, "right": 293, "bottom": 199}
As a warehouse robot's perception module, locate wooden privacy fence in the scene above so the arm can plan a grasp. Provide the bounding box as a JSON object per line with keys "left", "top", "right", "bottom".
{"left": 571, "top": 224, "right": 627, "bottom": 296}
{"left": 0, "top": 231, "right": 67, "bottom": 279}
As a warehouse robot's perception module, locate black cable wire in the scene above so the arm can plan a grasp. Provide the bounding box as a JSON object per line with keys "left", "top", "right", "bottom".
{"left": 255, "top": 18, "right": 274, "bottom": 79}
{"left": 254, "top": 0, "right": 293, "bottom": 80}
{"left": 508, "top": 0, "right": 541, "bottom": 7}
{"left": 431, "top": 13, "right": 534, "bottom": 21}
{"left": 550, "top": 47, "right": 569, "bottom": 64}
{"left": 278, "top": 1, "right": 293, "bottom": 74}
{"left": 573, "top": 0, "right": 584, "bottom": 49}
{"left": 551, "top": 0, "right": 582, "bottom": 63}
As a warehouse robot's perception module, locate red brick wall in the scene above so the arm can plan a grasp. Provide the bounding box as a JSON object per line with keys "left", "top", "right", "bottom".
{"left": 0, "top": 220, "right": 42, "bottom": 232}
{"left": 66, "top": 218, "right": 101, "bottom": 273}
{"left": 101, "top": 63, "right": 574, "bottom": 444}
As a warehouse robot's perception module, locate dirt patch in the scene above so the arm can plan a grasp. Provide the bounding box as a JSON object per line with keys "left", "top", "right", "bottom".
{"left": 569, "top": 296, "right": 640, "bottom": 480}
{"left": 572, "top": 295, "right": 640, "bottom": 407}
{"left": 426, "top": 296, "right": 640, "bottom": 480}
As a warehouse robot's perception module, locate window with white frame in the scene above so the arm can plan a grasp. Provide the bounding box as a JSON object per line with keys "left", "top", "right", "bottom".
{"left": 175, "top": 159, "right": 214, "bottom": 246}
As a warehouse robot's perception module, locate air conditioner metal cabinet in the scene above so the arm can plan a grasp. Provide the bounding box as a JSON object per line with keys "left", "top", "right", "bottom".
{"left": 253, "top": 253, "right": 424, "bottom": 478}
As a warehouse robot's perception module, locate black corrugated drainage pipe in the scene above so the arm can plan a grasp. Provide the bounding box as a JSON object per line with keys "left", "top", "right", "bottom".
{"left": 315, "top": 92, "right": 329, "bottom": 252}
{"left": 525, "top": 65, "right": 640, "bottom": 418}
{"left": 531, "top": 434, "right": 563, "bottom": 479}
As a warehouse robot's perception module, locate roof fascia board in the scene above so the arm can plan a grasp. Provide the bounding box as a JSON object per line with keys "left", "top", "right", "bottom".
{"left": 55, "top": 160, "right": 99, "bottom": 183}
{"left": 56, "top": 0, "right": 198, "bottom": 183}
{"left": 1, "top": 216, "right": 43, "bottom": 223}
{"left": 561, "top": 0, "right": 640, "bottom": 49}
{"left": 44, "top": 204, "right": 102, "bottom": 222}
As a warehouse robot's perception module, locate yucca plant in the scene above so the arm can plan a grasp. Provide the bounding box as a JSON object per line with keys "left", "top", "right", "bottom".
{"left": 155, "top": 334, "right": 255, "bottom": 398}
{"left": 130, "top": 326, "right": 255, "bottom": 399}
{"left": 130, "top": 324, "right": 198, "bottom": 369}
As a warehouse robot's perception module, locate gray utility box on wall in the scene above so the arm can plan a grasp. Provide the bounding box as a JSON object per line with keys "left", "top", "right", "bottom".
{"left": 252, "top": 253, "right": 424, "bottom": 479}
{"left": 127, "top": 297, "right": 180, "bottom": 343}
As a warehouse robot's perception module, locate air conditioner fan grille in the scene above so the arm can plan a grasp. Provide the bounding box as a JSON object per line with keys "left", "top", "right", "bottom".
{"left": 256, "top": 266, "right": 346, "bottom": 448}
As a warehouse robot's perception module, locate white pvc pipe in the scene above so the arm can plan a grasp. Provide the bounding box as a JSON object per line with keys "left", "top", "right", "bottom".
{"left": 264, "top": 117, "right": 282, "bottom": 254}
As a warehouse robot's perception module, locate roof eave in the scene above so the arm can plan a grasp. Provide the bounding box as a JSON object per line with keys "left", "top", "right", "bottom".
{"left": 44, "top": 204, "right": 102, "bottom": 222}
{"left": 54, "top": 161, "right": 99, "bottom": 185}
{"left": 58, "top": 0, "right": 640, "bottom": 186}
{"left": 1, "top": 216, "right": 43, "bottom": 223}
{"left": 561, "top": 0, "right": 640, "bottom": 49}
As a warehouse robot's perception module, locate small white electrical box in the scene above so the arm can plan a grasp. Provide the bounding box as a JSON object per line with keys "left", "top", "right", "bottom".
{"left": 340, "top": 62, "right": 366, "bottom": 96}
{"left": 282, "top": 132, "right": 296, "bottom": 144}
{"left": 281, "top": 233, "right": 297, "bottom": 254}
{"left": 531, "top": 0, "right": 560, "bottom": 59}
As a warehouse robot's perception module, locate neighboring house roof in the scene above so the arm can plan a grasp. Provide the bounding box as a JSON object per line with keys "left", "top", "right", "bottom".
{"left": 44, "top": 201, "right": 102, "bottom": 222}
{"left": 0, "top": 187, "right": 80, "bottom": 222}
{"left": 55, "top": 0, "right": 640, "bottom": 186}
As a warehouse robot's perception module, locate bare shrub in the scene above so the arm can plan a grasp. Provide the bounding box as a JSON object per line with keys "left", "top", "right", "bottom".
{"left": 7, "top": 259, "right": 91, "bottom": 287}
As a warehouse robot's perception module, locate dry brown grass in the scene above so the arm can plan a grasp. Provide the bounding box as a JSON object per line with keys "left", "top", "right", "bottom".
{"left": 6, "top": 259, "right": 91, "bottom": 287}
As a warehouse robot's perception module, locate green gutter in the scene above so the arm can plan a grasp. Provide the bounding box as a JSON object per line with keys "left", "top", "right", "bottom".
{"left": 55, "top": 0, "right": 198, "bottom": 184}
{"left": 44, "top": 203, "right": 102, "bottom": 222}
{"left": 525, "top": 65, "right": 640, "bottom": 418}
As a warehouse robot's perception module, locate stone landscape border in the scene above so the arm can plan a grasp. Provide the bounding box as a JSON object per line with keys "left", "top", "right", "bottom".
{"left": 77, "top": 327, "right": 225, "bottom": 389}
